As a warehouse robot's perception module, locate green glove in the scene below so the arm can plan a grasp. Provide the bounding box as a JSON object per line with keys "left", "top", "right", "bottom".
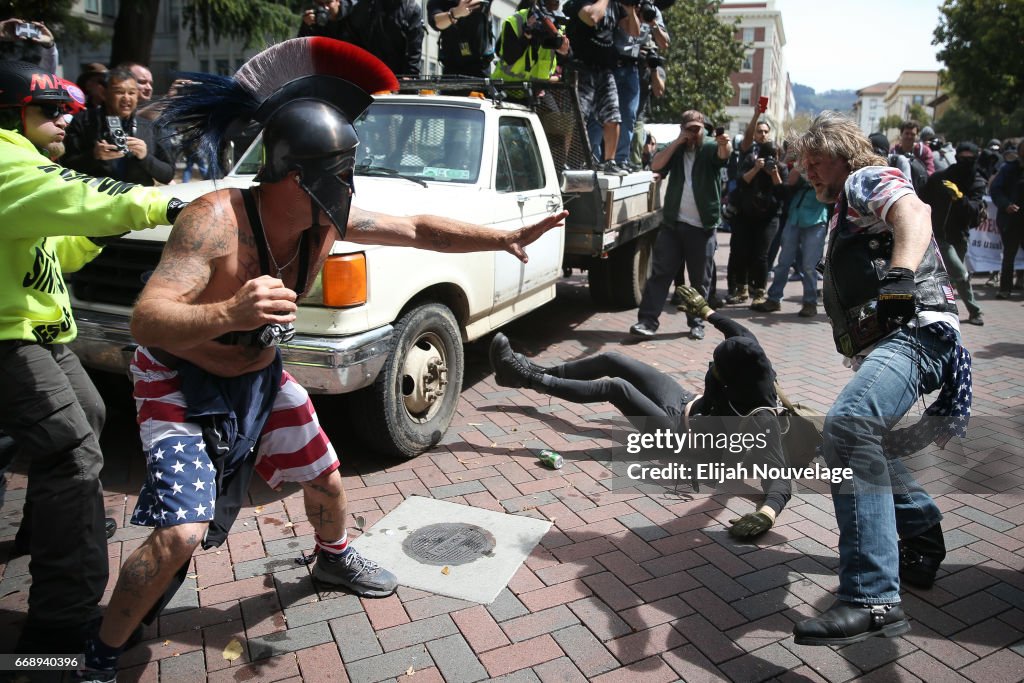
{"left": 728, "top": 510, "right": 775, "bottom": 538}
{"left": 675, "top": 285, "right": 712, "bottom": 318}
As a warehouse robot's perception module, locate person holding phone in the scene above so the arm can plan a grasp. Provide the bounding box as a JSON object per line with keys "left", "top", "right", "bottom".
{"left": 0, "top": 18, "right": 57, "bottom": 73}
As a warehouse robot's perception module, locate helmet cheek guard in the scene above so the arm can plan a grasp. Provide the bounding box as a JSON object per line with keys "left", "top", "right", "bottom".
{"left": 254, "top": 76, "right": 369, "bottom": 239}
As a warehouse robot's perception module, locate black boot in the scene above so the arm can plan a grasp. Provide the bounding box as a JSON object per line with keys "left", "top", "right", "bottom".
{"left": 489, "top": 333, "right": 546, "bottom": 389}
{"left": 793, "top": 600, "right": 909, "bottom": 646}
{"left": 899, "top": 522, "right": 946, "bottom": 589}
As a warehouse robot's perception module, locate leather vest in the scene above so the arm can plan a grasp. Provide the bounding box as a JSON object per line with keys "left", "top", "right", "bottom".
{"left": 823, "top": 192, "right": 957, "bottom": 357}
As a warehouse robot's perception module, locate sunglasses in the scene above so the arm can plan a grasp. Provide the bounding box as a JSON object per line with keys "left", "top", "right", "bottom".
{"left": 36, "top": 104, "right": 67, "bottom": 120}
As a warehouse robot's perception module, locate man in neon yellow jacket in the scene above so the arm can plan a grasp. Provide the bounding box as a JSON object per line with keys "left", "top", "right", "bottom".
{"left": 0, "top": 60, "right": 185, "bottom": 655}
{"left": 491, "top": 0, "right": 570, "bottom": 82}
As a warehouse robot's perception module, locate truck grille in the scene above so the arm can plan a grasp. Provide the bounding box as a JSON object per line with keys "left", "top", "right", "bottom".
{"left": 70, "top": 238, "right": 164, "bottom": 307}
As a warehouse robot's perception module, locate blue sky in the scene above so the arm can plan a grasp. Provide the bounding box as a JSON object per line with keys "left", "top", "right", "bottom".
{"left": 773, "top": 0, "right": 944, "bottom": 93}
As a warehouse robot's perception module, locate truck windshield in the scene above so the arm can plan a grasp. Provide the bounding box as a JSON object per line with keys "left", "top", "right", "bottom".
{"left": 231, "top": 103, "right": 485, "bottom": 184}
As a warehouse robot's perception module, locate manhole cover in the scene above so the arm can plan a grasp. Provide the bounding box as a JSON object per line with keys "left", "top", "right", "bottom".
{"left": 402, "top": 523, "right": 496, "bottom": 566}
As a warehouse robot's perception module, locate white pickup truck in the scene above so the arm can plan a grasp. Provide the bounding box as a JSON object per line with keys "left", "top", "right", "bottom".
{"left": 68, "top": 81, "right": 663, "bottom": 457}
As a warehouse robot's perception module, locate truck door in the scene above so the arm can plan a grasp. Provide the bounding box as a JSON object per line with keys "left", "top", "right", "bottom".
{"left": 492, "top": 116, "right": 563, "bottom": 306}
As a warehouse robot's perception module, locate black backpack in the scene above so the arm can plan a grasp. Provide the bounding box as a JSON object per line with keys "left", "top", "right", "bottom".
{"left": 888, "top": 151, "right": 928, "bottom": 195}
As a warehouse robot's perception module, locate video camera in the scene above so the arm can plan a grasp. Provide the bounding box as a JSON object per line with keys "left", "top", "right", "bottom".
{"left": 528, "top": 3, "right": 567, "bottom": 49}
{"left": 645, "top": 47, "right": 664, "bottom": 68}
{"left": 105, "top": 116, "right": 132, "bottom": 157}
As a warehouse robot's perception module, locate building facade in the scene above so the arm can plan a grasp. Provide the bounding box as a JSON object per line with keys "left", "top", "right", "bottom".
{"left": 882, "top": 70, "right": 942, "bottom": 125}
{"left": 852, "top": 81, "right": 892, "bottom": 135}
{"left": 717, "top": 0, "right": 794, "bottom": 143}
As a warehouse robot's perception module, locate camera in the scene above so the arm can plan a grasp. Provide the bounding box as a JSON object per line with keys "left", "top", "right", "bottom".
{"left": 105, "top": 116, "right": 132, "bottom": 157}
{"left": 645, "top": 48, "right": 664, "bottom": 68}
{"left": 14, "top": 22, "right": 41, "bottom": 41}
{"left": 313, "top": 5, "right": 331, "bottom": 25}
{"left": 529, "top": 3, "right": 566, "bottom": 45}
{"left": 763, "top": 157, "right": 778, "bottom": 172}
{"left": 639, "top": 0, "right": 657, "bottom": 22}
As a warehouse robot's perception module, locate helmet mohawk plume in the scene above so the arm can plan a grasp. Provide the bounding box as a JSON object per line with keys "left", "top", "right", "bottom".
{"left": 158, "top": 37, "right": 398, "bottom": 177}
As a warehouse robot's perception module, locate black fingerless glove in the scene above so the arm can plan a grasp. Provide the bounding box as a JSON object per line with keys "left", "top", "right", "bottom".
{"left": 166, "top": 198, "right": 188, "bottom": 224}
{"left": 877, "top": 267, "right": 917, "bottom": 326}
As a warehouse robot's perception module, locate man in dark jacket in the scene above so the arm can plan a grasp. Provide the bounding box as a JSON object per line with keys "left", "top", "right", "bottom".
{"left": 920, "top": 142, "right": 986, "bottom": 325}
{"left": 345, "top": 0, "right": 425, "bottom": 76}
{"left": 427, "top": 0, "right": 493, "bottom": 76}
{"left": 62, "top": 68, "right": 175, "bottom": 186}
{"left": 991, "top": 139, "right": 1024, "bottom": 299}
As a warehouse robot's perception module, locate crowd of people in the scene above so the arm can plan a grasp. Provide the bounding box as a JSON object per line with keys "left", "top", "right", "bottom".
{"left": 0, "top": 1, "right": 1022, "bottom": 676}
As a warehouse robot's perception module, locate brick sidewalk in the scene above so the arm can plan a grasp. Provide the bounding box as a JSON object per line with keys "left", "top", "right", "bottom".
{"left": 2, "top": 238, "right": 1023, "bottom": 682}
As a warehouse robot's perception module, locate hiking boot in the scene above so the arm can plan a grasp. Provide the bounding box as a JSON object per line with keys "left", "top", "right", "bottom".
{"left": 489, "top": 333, "right": 546, "bottom": 389}
{"left": 748, "top": 288, "right": 768, "bottom": 307}
{"left": 751, "top": 299, "right": 781, "bottom": 313}
{"left": 798, "top": 303, "right": 818, "bottom": 317}
{"left": 899, "top": 522, "right": 946, "bottom": 589}
{"left": 965, "top": 312, "right": 984, "bottom": 326}
{"left": 312, "top": 547, "right": 398, "bottom": 597}
{"left": 793, "top": 600, "right": 909, "bottom": 646}
{"left": 725, "top": 286, "right": 748, "bottom": 305}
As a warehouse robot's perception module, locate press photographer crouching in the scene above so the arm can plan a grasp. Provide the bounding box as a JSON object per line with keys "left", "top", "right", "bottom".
{"left": 492, "top": 0, "right": 569, "bottom": 82}
{"left": 63, "top": 68, "right": 175, "bottom": 186}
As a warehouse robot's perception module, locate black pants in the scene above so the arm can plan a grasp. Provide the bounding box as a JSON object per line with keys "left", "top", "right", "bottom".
{"left": 999, "top": 217, "right": 1024, "bottom": 294}
{"left": 638, "top": 221, "right": 716, "bottom": 329}
{"left": 0, "top": 342, "right": 108, "bottom": 639}
{"left": 727, "top": 212, "right": 779, "bottom": 291}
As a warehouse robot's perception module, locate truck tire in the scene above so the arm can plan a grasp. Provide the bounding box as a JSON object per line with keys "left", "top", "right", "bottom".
{"left": 587, "top": 234, "right": 655, "bottom": 309}
{"left": 351, "top": 302, "right": 464, "bottom": 458}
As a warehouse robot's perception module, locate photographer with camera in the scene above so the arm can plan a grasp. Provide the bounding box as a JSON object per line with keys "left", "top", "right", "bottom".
{"left": 492, "top": 0, "right": 569, "bottom": 82}
{"left": 0, "top": 18, "right": 57, "bottom": 72}
{"left": 428, "top": 0, "right": 494, "bottom": 77}
{"left": 611, "top": 0, "right": 667, "bottom": 170}
{"left": 629, "top": 38, "right": 665, "bottom": 167}
{"left": 63, "top": 68, "right": 174, "bottom": 186}
{"left": 731, "top": 137, "right": 787, "bottom": 310}
{"left": 299, "top": 0, "right": 351, "bottom": 40}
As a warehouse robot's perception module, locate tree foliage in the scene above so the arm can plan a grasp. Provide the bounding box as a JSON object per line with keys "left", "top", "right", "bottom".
{"left": 934, "top": 0, "right": 1024, "bottom": 117}
{"left": 935, "top": 99, "right": 1024, "bottom": 145}
{"left": 183, "top": 0, "right": 306, "bottom": 51}
{"left": 649, "top": 0, "right": 745, "bottom": 124}
{"left": 907, "top": 104, "right": 931, "bottom": 128}
{"left": 877, "top": 114, "right": 902, "bottom": 134}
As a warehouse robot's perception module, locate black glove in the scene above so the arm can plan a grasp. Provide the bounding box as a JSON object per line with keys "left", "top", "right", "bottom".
{"left": 166, "top": 198, "right": 189, "bottom": 224}
{"left": 877, "top": 267, "right": 916, "bottom": 326}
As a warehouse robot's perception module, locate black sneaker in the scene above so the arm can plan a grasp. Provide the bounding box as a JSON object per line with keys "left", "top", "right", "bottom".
{"left": 597, "top": 160, "right": 627, "bottom": 176}
{"left": 312, "top": 548, "right": 398, "bottom": 597}
{"left": 689, "top": 326, "right": 705, "bottom": 340}
{"left": 793, "top": 600, "right": 909, "bottom": 646}
{"left": 629, "top": 321, "right": 657, "bottom": 337}
{"left": 489, "top": 333, "right": 546, "bottom": 388}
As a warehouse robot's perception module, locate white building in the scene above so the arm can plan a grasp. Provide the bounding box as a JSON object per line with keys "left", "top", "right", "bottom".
{"left": 717, "top": 0, "right": 794, "bottom": 142}
{"left": 852, "top": 81, "right": 892, "bottom": 135}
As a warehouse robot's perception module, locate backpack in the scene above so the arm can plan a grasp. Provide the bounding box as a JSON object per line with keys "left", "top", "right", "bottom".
{"left": 888, "top": 152, "right": 927, "bottom": 195}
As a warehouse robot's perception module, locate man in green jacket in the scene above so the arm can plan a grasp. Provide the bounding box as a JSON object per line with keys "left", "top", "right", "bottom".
{"left": 631, "top": 109, "right": 730, "bottom": 340}
{"left": 0, "top": 60, "right": 184, "bottom": 654}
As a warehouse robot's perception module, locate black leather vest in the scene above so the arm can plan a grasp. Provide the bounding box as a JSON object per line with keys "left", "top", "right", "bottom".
{"left": 823, "top": 192, "right": 958, "bottom": 357}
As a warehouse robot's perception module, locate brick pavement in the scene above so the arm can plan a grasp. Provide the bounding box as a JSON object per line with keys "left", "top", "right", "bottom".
{"left": 2, "top": 236, "right": 1024, "bottom": 682}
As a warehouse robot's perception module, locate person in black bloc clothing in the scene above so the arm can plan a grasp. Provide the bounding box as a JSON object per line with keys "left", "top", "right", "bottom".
{"left": 427, "top": 0, "right": 495, "bottom": 77}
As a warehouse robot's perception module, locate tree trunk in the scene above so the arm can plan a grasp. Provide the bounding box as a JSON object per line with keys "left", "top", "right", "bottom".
{"left": 109, "top": 0, "right": 160, "bottom": 66}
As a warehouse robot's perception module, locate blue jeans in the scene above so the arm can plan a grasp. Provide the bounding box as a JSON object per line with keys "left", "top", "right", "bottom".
{"left": 767, "top": 221, "right": 827, "bottom": 303}
{"left": 613, "top": 63, "right": 640, "bottom": 165}
{"left": 824, "top": 325, "right": 954, "bottom": 604}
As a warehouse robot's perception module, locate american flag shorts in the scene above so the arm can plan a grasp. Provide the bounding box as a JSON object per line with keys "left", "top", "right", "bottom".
{"left": 128, "top": 347, "right": 339, "bottom": 528}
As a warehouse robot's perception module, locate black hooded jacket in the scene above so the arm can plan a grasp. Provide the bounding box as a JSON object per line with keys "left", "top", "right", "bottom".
{"left": 920, "top": 161, "right": 987, "bottom": 244}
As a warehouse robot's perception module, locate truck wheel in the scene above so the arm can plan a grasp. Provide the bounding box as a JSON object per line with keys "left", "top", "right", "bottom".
{"left": 610, "top": 232, "right": 655, "bottom": 309}
{"left": 352, "top": 302, "right": 464, "bottom": 458}
{"left": 587, "top": 258, "right": 614, "bottom": 307}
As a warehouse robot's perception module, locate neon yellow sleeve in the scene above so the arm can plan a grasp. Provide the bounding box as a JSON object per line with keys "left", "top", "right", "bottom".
{"left": 52, "top": 236, "right": 103, "bottom": 274}
{"left": 0, "top": 132, "right": 170, "bottom": 240}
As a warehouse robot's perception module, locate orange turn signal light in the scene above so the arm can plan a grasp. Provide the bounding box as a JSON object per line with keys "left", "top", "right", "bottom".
{"left": 419, "top": 89, "right": 437, "bottom": 96}
{"left": 322, "top": 253, "right": 367, "bottom": 307}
